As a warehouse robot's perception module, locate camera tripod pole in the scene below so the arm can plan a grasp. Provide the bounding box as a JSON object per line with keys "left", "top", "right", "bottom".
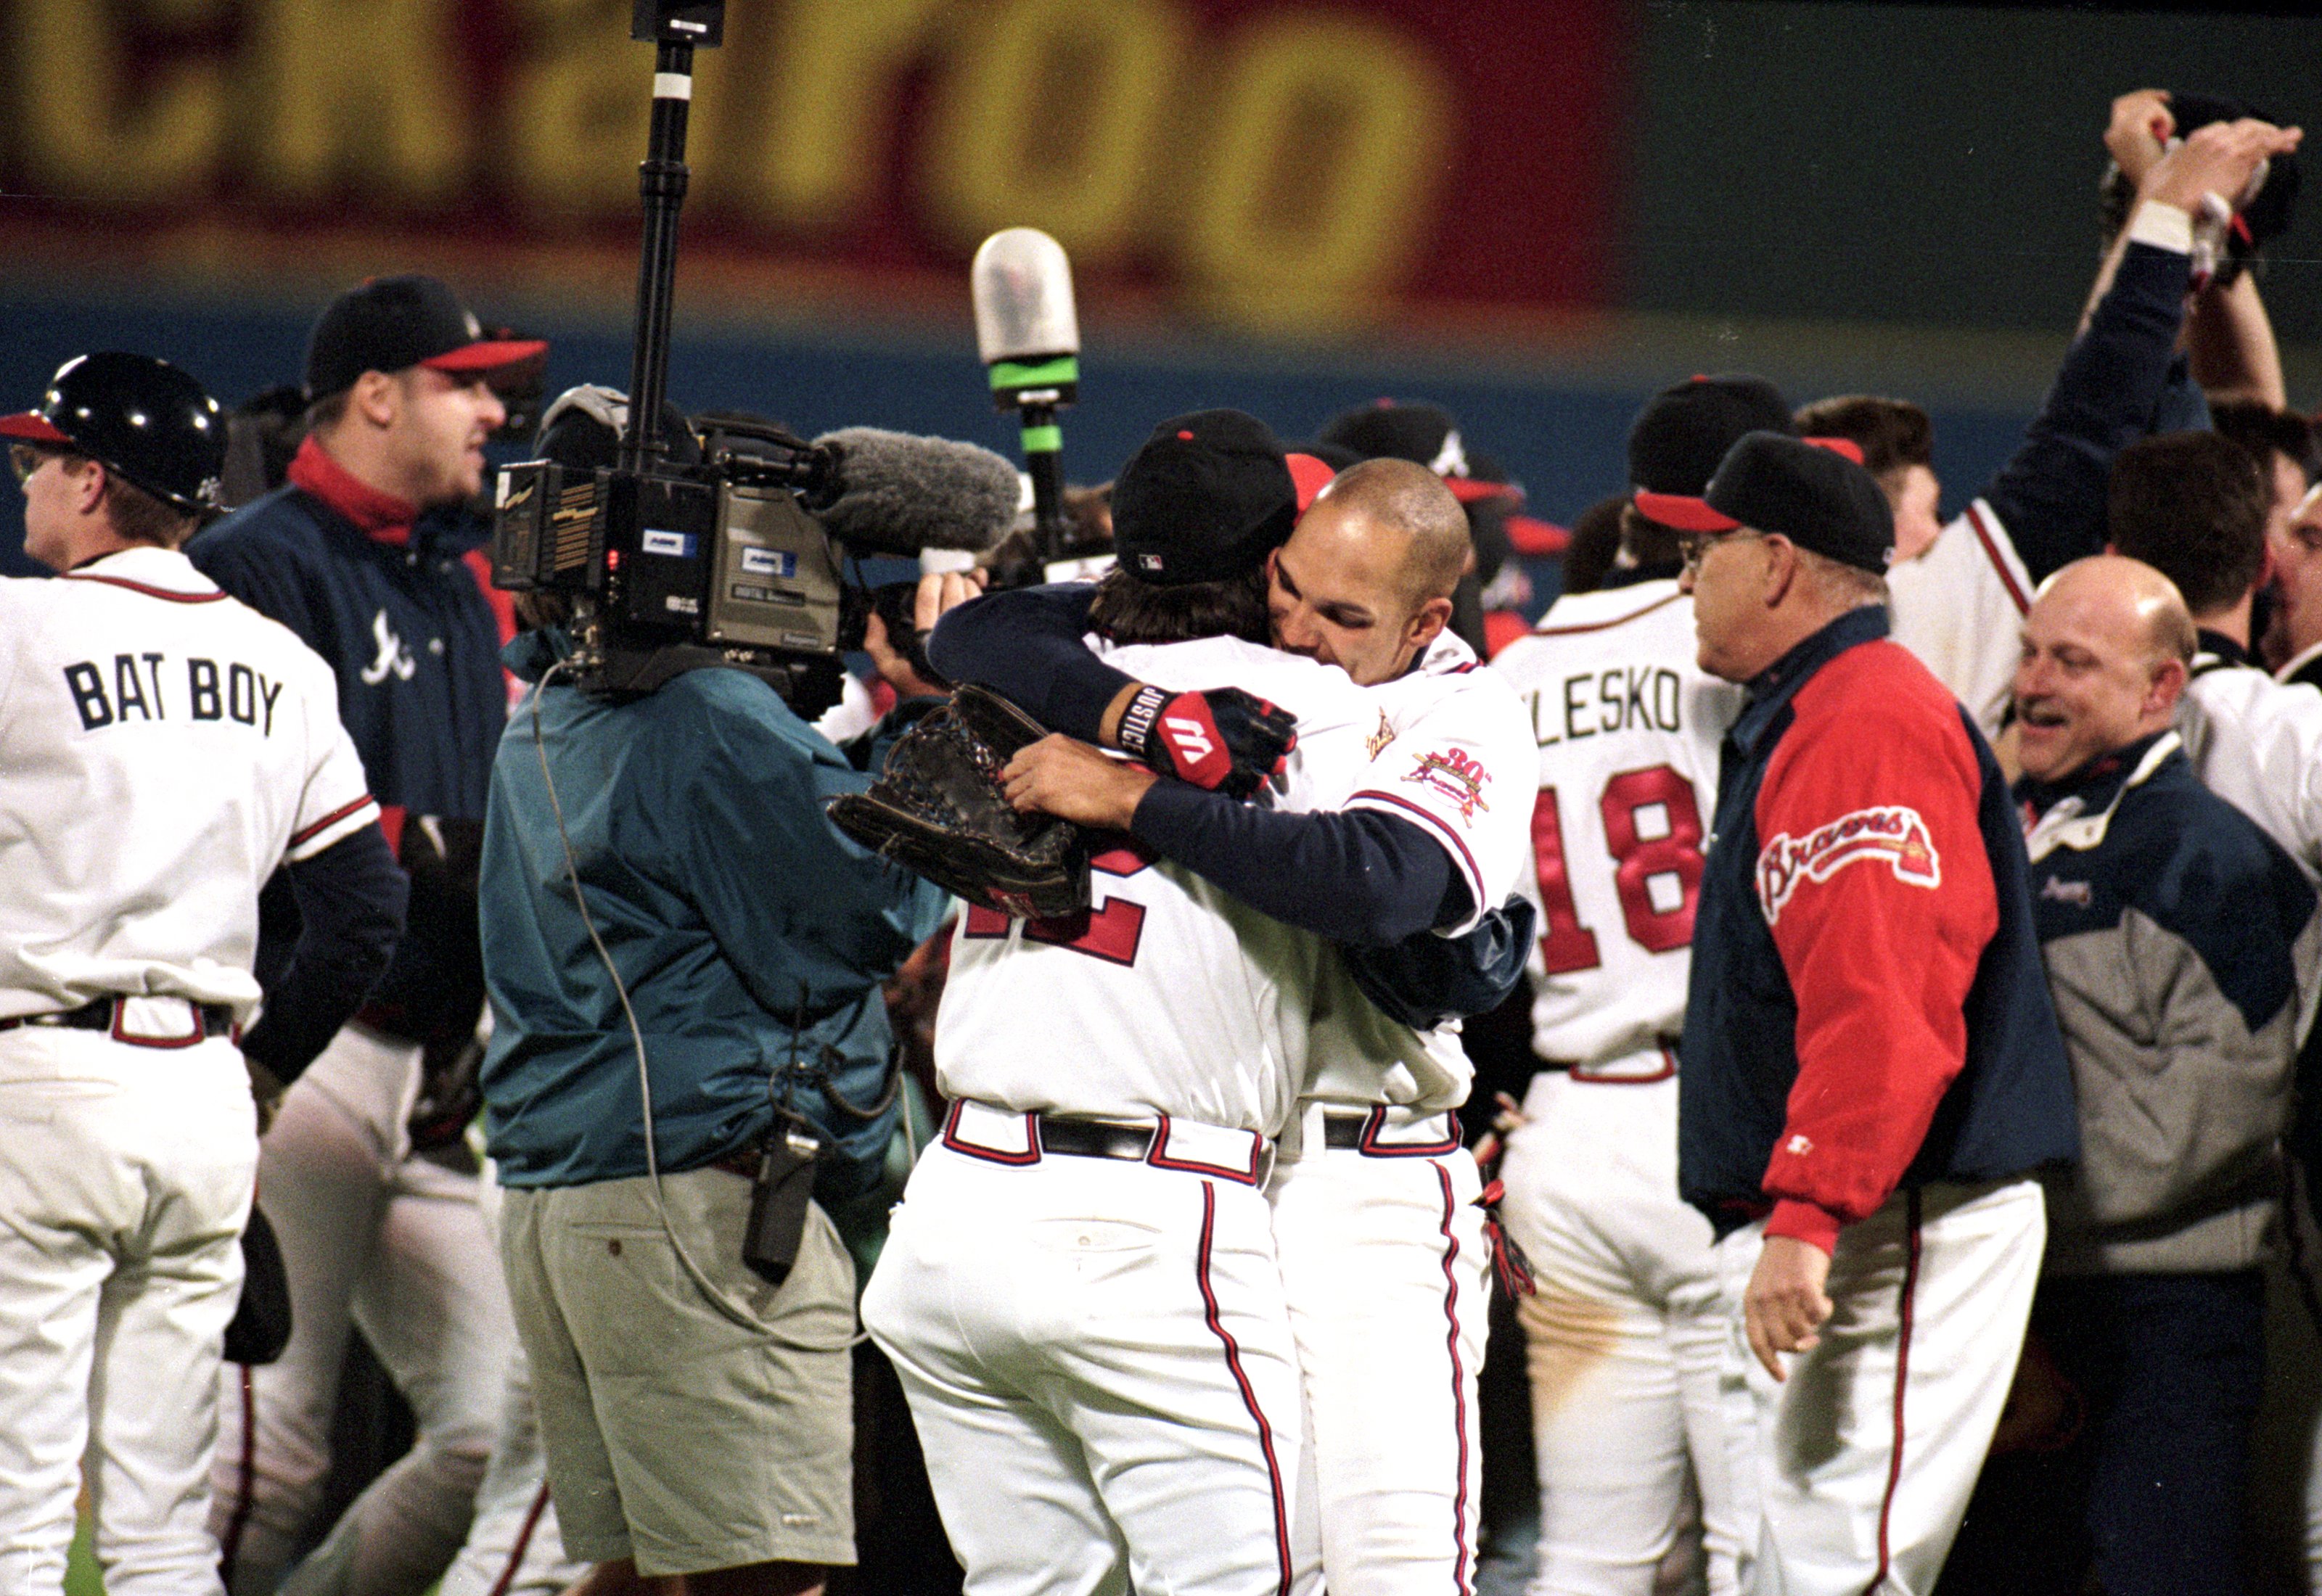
{"left": 622, "top": 38, "right": 692, "bottom": 472}
{"left": 623, "top": 4, "right": 726, "bottom": 472}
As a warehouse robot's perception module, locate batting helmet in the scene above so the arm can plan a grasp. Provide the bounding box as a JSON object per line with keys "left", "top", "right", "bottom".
{"left": 0, "top": 353, "right": 226, "bottom": 517}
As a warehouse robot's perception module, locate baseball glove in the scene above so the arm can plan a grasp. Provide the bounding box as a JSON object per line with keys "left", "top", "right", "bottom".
{"left": 829, "top": 685, "right": 1091, "bottom": 921}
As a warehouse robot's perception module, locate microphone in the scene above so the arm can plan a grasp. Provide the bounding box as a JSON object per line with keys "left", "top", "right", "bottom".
{"left": 809, "top": 427, "right": 1021, "bottom": 557}
{"left": 971, "top": 228, "right": 1079, "bottom": 551}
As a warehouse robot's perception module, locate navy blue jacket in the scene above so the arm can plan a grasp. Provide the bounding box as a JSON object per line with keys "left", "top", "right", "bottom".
{"left": 189, "top": 440, "right": 507, "bottom": 1045}
{"left": 188, "top": 488, "right": 505, "bottom": 823}
{"left": 1678, "top": 608, "right": 2078, "bottom": 1246}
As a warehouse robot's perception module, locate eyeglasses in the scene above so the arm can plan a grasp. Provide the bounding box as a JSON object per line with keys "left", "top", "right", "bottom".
{"left": 8, "top": 443, "right": 56, "bottom": 487}
{"left": 1676, "top": 527, "right": 1768, "bottom": 573}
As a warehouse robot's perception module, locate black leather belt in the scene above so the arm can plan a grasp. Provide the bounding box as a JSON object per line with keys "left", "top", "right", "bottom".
{"left": 1318, "top": 1107, "right": 1461, "bottom": 1156}
{"left": 1038, "top": 1114, "right": 1160, "bottom": 1161}
{"left": 0, "top": 996, "right": 234, "bottom": 1042}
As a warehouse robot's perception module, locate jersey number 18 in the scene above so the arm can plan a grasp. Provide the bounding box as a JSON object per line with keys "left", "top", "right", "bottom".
{"left": 1532, "top": 764, "right": 1704, "bottom": 973}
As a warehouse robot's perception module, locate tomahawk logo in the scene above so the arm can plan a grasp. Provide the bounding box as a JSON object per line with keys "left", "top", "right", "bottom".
{"left": 1162, "top": 716, "right": 1215, "bottom": 761}
{"left": 360, "top": 609, "right": 418, "bottom": 685}
{"left": 1755, "top": 805, "right": 1940, "bottom": 925}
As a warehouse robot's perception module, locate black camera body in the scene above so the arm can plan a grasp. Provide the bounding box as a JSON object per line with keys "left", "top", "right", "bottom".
{"left": 490, "top": 415, "right": 864, "bottom": 709}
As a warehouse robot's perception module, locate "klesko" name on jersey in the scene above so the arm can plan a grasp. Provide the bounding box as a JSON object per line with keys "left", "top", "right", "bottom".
{"left": 61, "top": 653, "right": 287, "bottom": 735}
{"left": 1526, "top": 665, "right": 1685, "bottom": 746}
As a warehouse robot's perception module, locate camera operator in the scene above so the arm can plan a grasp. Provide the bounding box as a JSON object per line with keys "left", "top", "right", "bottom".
{"left": 477, "top": 395, "right": 964, "bottom": 1596}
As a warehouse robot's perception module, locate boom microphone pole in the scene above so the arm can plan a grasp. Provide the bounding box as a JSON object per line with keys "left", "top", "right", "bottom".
{"left": 623, "top": 1, "right": 725, "bottom": 472}
{"left": 972, "top": 228, "right": 1080, "bottom": 558}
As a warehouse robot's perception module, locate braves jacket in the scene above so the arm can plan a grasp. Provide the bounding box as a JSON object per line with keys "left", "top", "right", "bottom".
{"left": 188, "top": 437, "right": 506, "bottom": 1046}
{"left": 2019, "top": 731, "right": 2317, "bottom": 1275}
{"left": 1677, "top": 606, "right": 2079, "bottom": 1249}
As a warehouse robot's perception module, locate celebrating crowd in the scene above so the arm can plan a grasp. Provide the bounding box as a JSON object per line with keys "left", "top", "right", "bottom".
{"left": 4, "top": 82, "right": 2321, "bottom": 1596}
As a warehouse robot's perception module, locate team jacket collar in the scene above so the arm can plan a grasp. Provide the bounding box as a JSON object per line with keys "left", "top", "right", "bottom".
{"left": 2015, "top": 730, "right": 2179, "bottom": 863}
{"left": 2192, "top": 628, "right": 2253, "bottom": 672}
{"left": 1411, "top": 628, "right": 1478, "bottom": 678}
{"left": 1728, "top": 604, "right": 1890, "bottom": 760}
{"left": 287, "top": 435, "right": 418, "bottom": 548}
{"left": 504, "top": 626, "right": 573, "bottom": 685}
{"left": 60, "top": 544, "right": 223, "bottom": 598}
{"left": 2279, "top": 638, "right": 2322, "bottom": 688}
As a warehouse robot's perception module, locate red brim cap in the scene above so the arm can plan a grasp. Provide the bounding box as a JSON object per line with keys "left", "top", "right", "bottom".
{"left": 1506, "top": 514, "right": 1570, "bottom": 556}
{"left": 0, "top": 411, "right": 72, "bottom": 445}
{"left": 1632, "top": 490, "right": 1739, "bottom": 532}
{"left": 1286, "top": 451, "right": 1336, "bottom": 514}
{"left": 422, "top": 338, "right": 549, "bottom": 375}
{"left": 1446, "top": 476, "right": 1522, "bottom": 506}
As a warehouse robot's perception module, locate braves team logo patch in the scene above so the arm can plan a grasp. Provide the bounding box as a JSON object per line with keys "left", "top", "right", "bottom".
{"left": 1755, "top": 805, "right": 1940, "bottom": 925}
{"left": 1403, "top": 747, "right": 1490, "bottom": 823}
{"left": 1366, "top": 709, "right": 1396, "bottom": 760}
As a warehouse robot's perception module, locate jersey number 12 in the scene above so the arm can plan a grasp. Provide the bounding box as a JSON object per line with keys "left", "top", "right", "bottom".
{"left": 1531, "top": 764, "right": 1704, "bottom": 974}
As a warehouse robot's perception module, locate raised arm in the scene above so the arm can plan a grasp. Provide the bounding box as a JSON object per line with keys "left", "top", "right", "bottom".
{"left": 1995, "top": 115, "right": 2299, "bottom": 580}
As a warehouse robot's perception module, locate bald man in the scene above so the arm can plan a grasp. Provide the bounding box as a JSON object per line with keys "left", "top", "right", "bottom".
{"left": 1955, "top": 555, "right": 2318, "bottom": 1596}
{"left": 946, "top": 448, "right": 1538, "bottom": 1595}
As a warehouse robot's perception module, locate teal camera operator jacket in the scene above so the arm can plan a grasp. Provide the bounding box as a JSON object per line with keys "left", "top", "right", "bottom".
{"left": 478, "top": 628, "right": 952, "bottom": 1198}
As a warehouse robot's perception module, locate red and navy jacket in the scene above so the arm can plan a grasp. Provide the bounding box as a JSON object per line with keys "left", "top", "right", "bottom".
{"left": 188, "top": 436, "right": 507, "bottom": 1047}
{"left": 1677, "top": 606, "right": 2078, "bottom": 1251}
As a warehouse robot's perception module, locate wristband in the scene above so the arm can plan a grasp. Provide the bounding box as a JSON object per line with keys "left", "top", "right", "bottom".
{"left": 1115, "top": 683, "right": 1169, "bottom": 760}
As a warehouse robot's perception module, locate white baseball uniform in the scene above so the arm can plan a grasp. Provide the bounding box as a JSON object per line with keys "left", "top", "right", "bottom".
{"left": 1268, "top": 628, "right": 1535, "bottom": 1596}
{"left": 864, "top": 635, "right": 1378, "bottom": 1596}
{"left": 0, "top": 546, "right": 377, "bottom": 1596}
{"left": 1885, "top": 502, "right": 2036, "bottom": 744}
{"left": 2176, "top": 649, "right": 2322, "bottom": 884}
{"left": 1486, "top": 578, "right": 1749, "bottom": 1596}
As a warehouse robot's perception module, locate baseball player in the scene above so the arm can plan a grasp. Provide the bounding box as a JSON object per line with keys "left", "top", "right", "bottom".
{"left": 943, "top": 451, "right": 1539, "bottom": 1595}
{"left": 0, "top": 353, "right": 404, "bottom": 1596}
{"left": 190, "top": 275, "right": 546, "bottom": 1596}
{"left": 1812, "top": 110, "right": 2298, "bottom": 739}
{"left": 1484, "top": 377, "right": 1776, "bottom": 1595}
{"left": 864, "top": 413, "right": 1389, "bottom": 1596}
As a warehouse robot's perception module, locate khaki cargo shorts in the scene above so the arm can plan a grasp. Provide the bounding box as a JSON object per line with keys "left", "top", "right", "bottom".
{"left": 499, "top": 1165, "right": 858, "bottom": 1576}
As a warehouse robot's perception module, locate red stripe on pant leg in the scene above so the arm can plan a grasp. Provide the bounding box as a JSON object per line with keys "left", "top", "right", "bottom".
{"left": 487, "top": 1481, "right": 555, "bottom": 1596}
{"left": 1866, "top": 1189, "right": 1924, "bottom": 1595}
{"left": 1435, "top": 1161, "right": 1475, "bottom": 1596}
{"left": 1194, "top": 1180, "right": 1293, "bottom": 1596}
{"left": 218, "top": 1362, "right": 258, "bottom": 1579}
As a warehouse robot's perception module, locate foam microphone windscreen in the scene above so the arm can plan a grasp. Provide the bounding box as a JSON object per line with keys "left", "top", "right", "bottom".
{"left": 811, "top": 427, "right": 1022, "bottom": 556}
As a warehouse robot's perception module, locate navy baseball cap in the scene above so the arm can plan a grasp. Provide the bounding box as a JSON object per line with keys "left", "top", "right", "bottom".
{"left": 305, "top": 274, "right": 547, "bottom": 401}
{"left": 1699, "top": 432, "right": 1895, "bottom": 574}
{"left": 1318, "top": 397, "right": 1514, "bottom": 506}
{"left": 1110, "top": 410, "right": 1330, "bottom": 586}
{"left": 1629, "top": 374, "right": 1794, "bottom": 532}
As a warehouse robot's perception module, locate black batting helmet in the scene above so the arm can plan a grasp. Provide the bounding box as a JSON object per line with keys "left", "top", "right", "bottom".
{"left": 0, "top": 353, "right": 227, "bottom": 516}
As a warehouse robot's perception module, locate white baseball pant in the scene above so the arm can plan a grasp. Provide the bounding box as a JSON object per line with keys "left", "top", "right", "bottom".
{"left": 434, "top": 1169, "right": 587, "bottom": 1596}
{"left": 1270, "top": 1105, "right": 1489, "bottom": 1596}
{"left": 0, "top": 1013, "right": 258, "bottom": 1596}
{"left": 210, "top": 1021, "right": 516, "bottom": 1596}
{"left": 1498, "top": 1064, "right": 1739, "bottom": 1596}
{"left": 1715, "top": 1177, "right": 2044, "bottom": 1596}
{"left": 864, "top": 1106, "right": 1308, "bottom": 1596}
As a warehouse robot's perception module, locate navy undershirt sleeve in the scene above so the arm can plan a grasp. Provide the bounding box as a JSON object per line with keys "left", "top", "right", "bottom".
{"left": 1984, "top": 241, "right": 2193, "bottom": 582}
{"left": 240, "top": 825, "right": 409, "bottom": 1084}
{"left": 1131, "top": 781, "right": 1472, "bottom": 946}
{"left": 926, "top": 583, "right": 1126, "bottom": 736}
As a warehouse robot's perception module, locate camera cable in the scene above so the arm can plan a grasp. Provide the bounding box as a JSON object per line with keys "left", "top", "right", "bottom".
{"left": 528, "top": 658, "right": 863, "bottom": 1350}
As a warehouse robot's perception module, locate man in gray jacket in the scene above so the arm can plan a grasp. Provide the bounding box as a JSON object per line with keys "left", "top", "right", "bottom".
{"left": 1958, "top": 555, "right": 2317, "bottom": 1596}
